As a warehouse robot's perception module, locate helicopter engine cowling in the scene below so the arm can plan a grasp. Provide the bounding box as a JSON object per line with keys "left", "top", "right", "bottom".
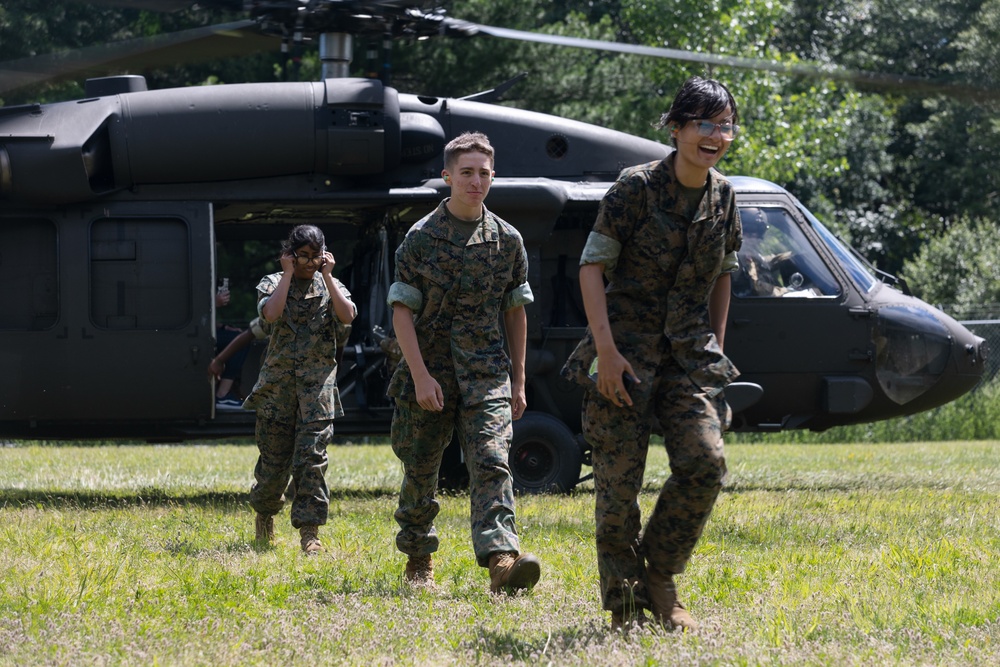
{"left": 0, "top": 77, "right": 404, "bottom": 205}
{"left": 120, "top": 78, "right": 402, "bottom": 183}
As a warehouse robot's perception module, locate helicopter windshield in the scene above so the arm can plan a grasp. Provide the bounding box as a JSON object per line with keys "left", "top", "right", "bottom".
{"left": 733, "top": 206, "right": 840, "bottom": 299}
{"left": 796, "top": 204, "right": 879, "bottom": 294}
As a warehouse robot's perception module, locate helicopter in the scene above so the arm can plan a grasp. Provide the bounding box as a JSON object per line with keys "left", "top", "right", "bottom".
{"left": 0, "top": 1, "right": 989, "bottom": 493}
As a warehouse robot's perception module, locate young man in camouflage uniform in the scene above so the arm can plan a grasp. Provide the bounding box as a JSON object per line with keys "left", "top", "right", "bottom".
{"left": 243, "top": 224, "right": 356, "bottom": 554}
{"left": 562, "top": 77, "right": 743, "bottom": 631}
{"left": 387, "top": 131, "right": 541, "bottom": 593}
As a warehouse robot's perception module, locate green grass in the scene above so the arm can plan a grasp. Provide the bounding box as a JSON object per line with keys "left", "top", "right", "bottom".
{"left": 1, "top": 440, "right": 999, "bottom": 666}
{"left": 732, "top": 380, "right": 1000, "bottom": 443}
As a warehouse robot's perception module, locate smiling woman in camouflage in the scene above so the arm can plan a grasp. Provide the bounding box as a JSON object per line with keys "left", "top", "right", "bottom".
{"left": 563, "top": 76, "right": 743, "bottom": 632}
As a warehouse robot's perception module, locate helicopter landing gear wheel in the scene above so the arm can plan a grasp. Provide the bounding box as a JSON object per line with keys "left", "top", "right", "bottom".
{"left": 509, "top": 411, "right": 582, "bottom": 494}
{"left": 438, "top": 435, "right": 470, "bottom": 492}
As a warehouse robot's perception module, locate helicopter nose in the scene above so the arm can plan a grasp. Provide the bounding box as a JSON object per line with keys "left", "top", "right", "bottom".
{"left": 967, "top": 334, "right": 989, "bottom": 374}
{"left": 872, "top": 303, "right": 986, "bottom": 407}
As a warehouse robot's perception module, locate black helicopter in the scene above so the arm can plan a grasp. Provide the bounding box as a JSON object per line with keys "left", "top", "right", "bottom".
{"left": 0, "top": 1, "right": 988, "bottom": 493}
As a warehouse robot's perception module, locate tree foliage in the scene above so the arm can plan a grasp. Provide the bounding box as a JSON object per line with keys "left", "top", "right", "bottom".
{"left": 773, "top": 0, "right": 996, "bottom": 277}
{"left": 902, "top": 216, "right": 1000, "bottom": 316}
{"left": 2, "top": 0, "right": 999, "bottom": 306}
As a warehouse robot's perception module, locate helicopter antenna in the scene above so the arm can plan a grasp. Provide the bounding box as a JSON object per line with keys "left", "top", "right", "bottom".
{"left": 460, "top": 73, "right": 527, "bottom": 103}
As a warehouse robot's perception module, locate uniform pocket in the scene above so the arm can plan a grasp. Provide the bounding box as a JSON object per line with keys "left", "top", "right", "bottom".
{"left": 671, "top": 331, "right": 740, "bottom": 396}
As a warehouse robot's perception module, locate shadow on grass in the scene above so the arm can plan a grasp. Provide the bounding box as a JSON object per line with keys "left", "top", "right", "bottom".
{"left": 722, "top": 478, "right": 951, "bottom": 494}
{"left": 0, "top": 486, "right": 398, "bottom": 509}
{"left": 467, "top": 625, "right": 605, "bottom": 661}
{"left": 2, "top": 478, "right": 951, "bottom": 509}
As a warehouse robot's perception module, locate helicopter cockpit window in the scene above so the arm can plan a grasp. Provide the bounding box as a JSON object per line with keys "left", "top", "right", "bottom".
{"left": 90, "top": 218, "right": 191, "bottom": 330}
{"left": 732, "top": 207, "right": 840, "bottom": 299}
{"left": 798, "top": 204, "right": 879, "bottom": 294}
{"left": 1, "top": 218, "right": 58, "bottom": 330}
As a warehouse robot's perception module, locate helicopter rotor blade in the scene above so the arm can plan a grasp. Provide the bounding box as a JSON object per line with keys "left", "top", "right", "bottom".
{"left": 0, "top": 19, "right": 277, "bottom": 96}
{"left": 64, "top": 0, "right": 243, "bottom": 10}
{"left": 3, "top": 2, "right": 997, "bottom": 104}
{"left": 451, "top": 21, "right": 999, "bottom": 103}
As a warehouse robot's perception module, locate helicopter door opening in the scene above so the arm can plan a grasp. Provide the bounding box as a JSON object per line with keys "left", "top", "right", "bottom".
{"left": 0, "top": 202, "right": 215, "bottom": 438}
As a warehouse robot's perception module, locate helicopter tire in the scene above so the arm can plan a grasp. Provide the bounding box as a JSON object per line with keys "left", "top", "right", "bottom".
{"left": 509, "top": 411, "right": 582, "bottom": 495}
{"left": 438, "top": 435, "right": 470, "bottom": 492}
{"left": 436, "top": 412, "right": 583, "bottom": 494}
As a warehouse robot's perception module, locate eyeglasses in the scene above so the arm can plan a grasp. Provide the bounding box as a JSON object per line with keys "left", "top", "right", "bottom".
{"left": 293, "top": 249, "right": 324, "bottom": 266}
{"left": 693, "top": 120, "right": 740, "bottom": 140}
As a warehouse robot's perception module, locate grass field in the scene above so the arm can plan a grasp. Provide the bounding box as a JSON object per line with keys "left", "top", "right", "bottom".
{"left": 1, "top": 439, "right": 998, "bottom": 666}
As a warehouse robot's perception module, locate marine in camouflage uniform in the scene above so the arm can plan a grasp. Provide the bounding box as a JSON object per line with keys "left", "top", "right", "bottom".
{"left": 243, "top": 241, "right": 354, "bottom": 535}
{"left": 562, "top": 114, "right": 742, "bottom": 625}
{"left": 387, "top": 197, "right": 534, "bottom": 566}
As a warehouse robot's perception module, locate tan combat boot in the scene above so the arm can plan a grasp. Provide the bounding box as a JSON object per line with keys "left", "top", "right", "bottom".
{"left": 255, "top": 513, "right": 275, "bottom": 545}
{"left": 610, "top": 608, "right": 646, "bottom": 632}
{"left": 646, "top": 566, "right": 697, "bottom": 631}
{"left": 488, "top": 551, "right": 541, "bottom": 594}
{"left": 299, "top": 525, "right": 322, "bottom": 554}
{"left": 404, "top": 554, "right": 435, "bottom": 589}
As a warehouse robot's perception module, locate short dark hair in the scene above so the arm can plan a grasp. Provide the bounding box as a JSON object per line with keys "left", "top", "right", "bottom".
{"left": 655, "top": 76, "right": 739, "bottom": 143}
{"left": 282, "top": 224, "right": 325, "bottom": 253}
{"left": 444, "top": 131, "right": 495, "bottom": 170}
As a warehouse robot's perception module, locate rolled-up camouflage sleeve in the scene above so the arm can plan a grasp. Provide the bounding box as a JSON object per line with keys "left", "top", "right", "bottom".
{"left": 248, "top": 316, "right": 271, "bottom": 340}
{"left": 255, "top": 274, "right": 278, "bottom": 319}
{"left": 721, "top": 250, "right": 739, "bottom": 274}
{"left": 580, "top": 231, "right": 623, "bottom": 271}
{"left": 501, "top": 231, "right": 534, "bottom": 311}
{"left": 332, "top": 277, "right": 358, "bottom": 322}
{"left": 585, "top": 169, "right": 643, "bottom": 272}
{"left": 387, "top": 281, "right": 422, "bottom": 311}
{"left": 386, "top": 235, "right": 424, "bottom": 312}
{"left": 502, "top": 281, "right": 534, "bottom": 311}
{"left": 330, "top": 277, "right": 355, "bottom": 348}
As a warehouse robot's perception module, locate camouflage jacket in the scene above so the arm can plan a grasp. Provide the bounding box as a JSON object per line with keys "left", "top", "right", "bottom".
{"left": 386, "top": 199, "right": 534, "bottom": 405}
{"left": 243, "top": 272, "right": 353, "bottom": 421}
{"left": 562, "top": 151, "right": 743, "bottom": 397}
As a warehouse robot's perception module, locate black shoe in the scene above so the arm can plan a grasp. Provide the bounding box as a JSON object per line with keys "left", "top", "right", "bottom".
{"left": 215, "top": 394, "right": 244, "bottom": 411}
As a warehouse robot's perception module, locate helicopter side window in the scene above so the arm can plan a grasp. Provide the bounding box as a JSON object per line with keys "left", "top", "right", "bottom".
{"left": 91, "top": 217, "right": 191, "bottom": 329}
{"left": 733, "top": 207, "right": 840, "bottom": 299}
{"left": 1, "top": 218, "right": 58, "bottom": 330}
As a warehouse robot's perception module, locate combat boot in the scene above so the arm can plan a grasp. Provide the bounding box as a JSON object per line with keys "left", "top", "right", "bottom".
{"left": 488, "top": 551, "right": 541, "bottom": 594}
{"left": 610, "top": 606, "right": 647, "bottom": 632}
{"left": 404, "top": 554, "right": 435, "bottom": 588}
{"left": 647, "top": 566, "right": 697, "bottom": 631}
{"left": 299, "top": 525, "right": 322, "bottom": 554}
{"left": 254, "top": 513, "right": 275, "bottom": 545}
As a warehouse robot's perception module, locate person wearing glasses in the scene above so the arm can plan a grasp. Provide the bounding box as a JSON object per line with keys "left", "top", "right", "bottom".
{"left": 243, "top": 224, "right": 357, "bottom": 554}
{"left": 562, "top": 76, "right": 743, "bottom": 631}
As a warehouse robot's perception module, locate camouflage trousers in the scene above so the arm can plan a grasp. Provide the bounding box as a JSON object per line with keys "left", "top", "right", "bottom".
{"left": 392, "top": 397, "right": 520, "bottom": 567}
{"left": 583, "top": 361, "right": 730, "bottom": 613}
{"left": 249, "top": 415, "right": 333, "bottom": 529}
